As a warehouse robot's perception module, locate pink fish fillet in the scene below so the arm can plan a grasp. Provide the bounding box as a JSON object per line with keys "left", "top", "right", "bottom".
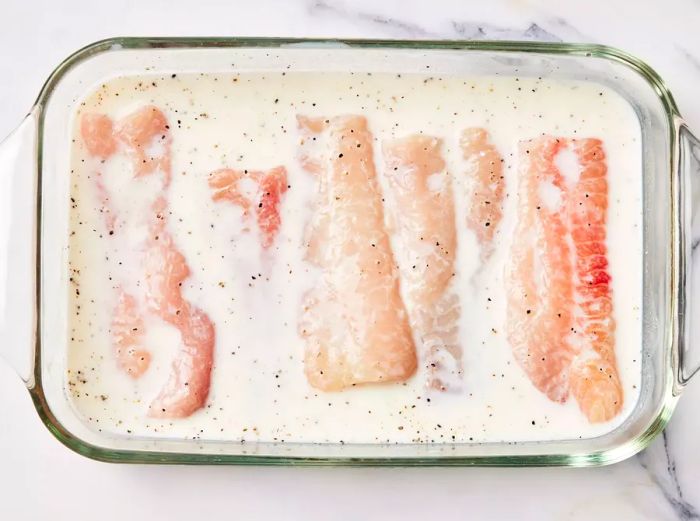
{"left": 111, "top": 291, "right": 152, "bottom": 377}
{"left": 566, "top": 138, "right": 622, "bottom": 422}
{"left": 461, "top": 128, "right": 505, "bottom": 258}
{"left": 80, "top": 106, "right": 215, "bottom": 417}
{"left": 297, "top": 115, "right": 417, "bottom": 391}
{"left": 383, "top": 135, "right": 461, "bottom": 391}
{"left": 116, "top": 105, "right": 172, "bottom": 182}
{"left": 506, "top": 136, "right": 622, "bottom": 422}
{"left": 80, "top": 113, "right": 117, "bottom": 160}
{"left": 80, "top": 113, "right": 150, "bottom": 378}
{"left": 117, "top": 106, "right": 215, "bottom": 418}
{"left": 506, "top": 137, "right": 575, "bottom": 403}
{"left": 144, "top": 198, "right": 215, "bottom": 418}
{"left": 209, "top": 165, "right": 289, "bottom": 248}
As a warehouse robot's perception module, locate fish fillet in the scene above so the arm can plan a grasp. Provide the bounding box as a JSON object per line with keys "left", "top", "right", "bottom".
{"left": 506, "top": 137, "right": 575, "bottom": 403}
{"left": 383, "top": 135, "right": 461, "bottom": 391}
{"left": 460, "top": 128, "right": 505, "bottom": 258}
{"left": 144, "top": 197, "right": 215, "bottom": 418}
{"left": 80, "top": 106, "right": 215, "bottom": 417}
{"left": 209, "top": 165, "right": 288, "bottom": 248}
{"left": 297, "top": 115, "right": 417, "bottom": 391}
{"left": 507, "top": 136, "right": 622, "bottom": 422}
{"left": 81, "top": 114, "right": 150, "bottom": 378}
{"left": 116, "top": 105, "right": 172, "bottom": 181}
{"left": 567, "top": 138, "right": 622, "bottom": 422}
{"left": 110, "top": 291, "right": 151, "bottom": 377}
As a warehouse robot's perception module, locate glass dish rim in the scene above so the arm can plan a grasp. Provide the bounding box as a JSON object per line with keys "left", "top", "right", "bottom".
{"left": 28, "top": 37, "right": 682, "bottom": 466}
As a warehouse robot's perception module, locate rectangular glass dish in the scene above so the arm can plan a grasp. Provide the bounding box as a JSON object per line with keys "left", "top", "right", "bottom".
{"left": 1, "top": 38, "right": 699, "bottom": 466}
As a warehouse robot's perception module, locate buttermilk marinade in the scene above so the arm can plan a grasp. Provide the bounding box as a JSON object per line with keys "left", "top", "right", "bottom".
{"left": 67, "top": 71, "right": 642, "bottom": 443}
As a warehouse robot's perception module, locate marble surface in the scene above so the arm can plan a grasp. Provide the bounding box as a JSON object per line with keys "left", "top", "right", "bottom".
{"left": 0, "top": 0, "right": 699, "bottom": 519}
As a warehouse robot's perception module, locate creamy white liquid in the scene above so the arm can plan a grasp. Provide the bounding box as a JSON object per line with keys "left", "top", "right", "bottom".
{"left": 67, "top": 71, "right": 642, "bottom": 444}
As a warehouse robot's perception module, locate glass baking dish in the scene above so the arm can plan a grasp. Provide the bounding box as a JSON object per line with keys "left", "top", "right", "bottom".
{"left": 1, "top": 38, "right": 699, "bottom": 466}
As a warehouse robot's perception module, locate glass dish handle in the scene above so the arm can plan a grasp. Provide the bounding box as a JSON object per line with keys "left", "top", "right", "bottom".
{"left": 677, "top": 121, "right": 700, "bottom": 387}
{"left": 0, "top": 111, "right": 38, "bottom": 386}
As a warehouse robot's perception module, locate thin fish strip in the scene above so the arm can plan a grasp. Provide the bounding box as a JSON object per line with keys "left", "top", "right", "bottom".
{"left": 383, "top": 135, "right": 461, "bottom": 391}
{"left": 209, "top": 165, "right": 288, "bottom": 248}
{"left": 567, "top": 138, "right": 623, "bottom": 422}
{"left": 461, "top": 128, "right": 505, "bottom": 259}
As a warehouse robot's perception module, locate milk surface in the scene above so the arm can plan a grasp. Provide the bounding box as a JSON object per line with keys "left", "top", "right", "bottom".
{"left": 67, "top": 71, "right": 642, "bottom": 443}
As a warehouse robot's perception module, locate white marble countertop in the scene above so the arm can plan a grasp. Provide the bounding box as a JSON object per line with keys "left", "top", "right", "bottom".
{"left": 1, "top": 1, "right": 699, "bottom": 519}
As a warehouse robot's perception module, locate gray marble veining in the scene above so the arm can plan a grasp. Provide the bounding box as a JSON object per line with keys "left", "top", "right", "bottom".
{"left": 638, "top": 433, "right": 700, "bottom": 520}
{"left": 451, "top": 20, "right": 562, "bottom": 41}
{"left": 308, "top": 0, "right": 435, "bottom": 37}
{"left": 678, "top": 46, "right": 700, "bottom": 73}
